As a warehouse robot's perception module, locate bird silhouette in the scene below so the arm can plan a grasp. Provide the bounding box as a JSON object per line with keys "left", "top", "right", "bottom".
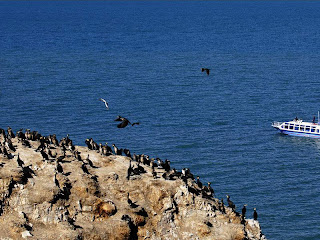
{"left": 253, "top": 208, "right": 258, "bottom": 220}
{"left": 127, "top": 193, "right": 139, "bottom": 208}
{"left": 17, "top": 154, "right": 24, "bottom": 167}
{"left": 56, "top": 162, "right": 63, "bottom": 173}
{"left": 40, "top": 150, "right": 49, "bottom": 161}
{"left": 99, "top": 98, "right": 109, "bottom": 110}
{"left": 81, "top": 163, "right": 90, "bottom": 174}
{"left": 114, "top": 116, "right": 139, "bottom": 128}
{"left": 226, "top": 195, "right": 235, "bottom": 211}
{"left": 201, "top": 68, "right": 210, "bottom": 75}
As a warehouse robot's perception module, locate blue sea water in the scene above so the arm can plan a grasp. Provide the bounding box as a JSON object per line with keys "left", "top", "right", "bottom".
{"left": 1, "top": 1, "right": 320, "bottom": 239}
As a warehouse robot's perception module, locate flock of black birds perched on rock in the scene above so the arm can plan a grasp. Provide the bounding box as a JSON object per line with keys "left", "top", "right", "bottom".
{"left": 0, "top": 125, "right": 259, "bottom": 226}
{"left": 82, "top": 133, "right": 260, "bottom": 223}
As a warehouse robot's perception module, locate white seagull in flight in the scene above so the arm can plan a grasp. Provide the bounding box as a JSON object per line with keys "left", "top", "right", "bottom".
{"left": 99, "top": 98, "right": 109, "bottom": 110}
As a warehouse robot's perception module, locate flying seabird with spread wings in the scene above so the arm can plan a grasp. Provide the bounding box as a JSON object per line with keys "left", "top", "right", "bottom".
{"left": 99, "top": 98, "right": 109, "bottom": 110}
{"left": 201, "top": 68, "right": 210, "bottom": 75}
{"left": 114, "top": 116, "right": 140, "bottom": 128}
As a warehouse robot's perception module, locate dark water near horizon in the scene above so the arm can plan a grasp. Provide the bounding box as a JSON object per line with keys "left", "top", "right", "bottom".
{"left": 1, "top": 1, "right": 320, "bottom": 239}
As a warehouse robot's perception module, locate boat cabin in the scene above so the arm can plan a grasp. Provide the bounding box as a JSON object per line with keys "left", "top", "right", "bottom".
{"left": 281, "top": 121, "right": 320, "bottom": 133}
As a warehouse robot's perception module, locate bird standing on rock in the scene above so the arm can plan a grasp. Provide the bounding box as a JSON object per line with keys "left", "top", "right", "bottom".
{"left": 206, "top": 182, "right": 214, "bottom": 197}
{"left": 163, "top": 159, "right": 170, "bottom": 172}
{"left": 1, "top": 146, "right": 10, "bottom": 159}
{"left": 7, "top": 127, "right": 15, "bottom": 139}
{"left": 6, "top": 138, "right": 16, "bottom": 152}
{"left": 226, "top": 195, "right": 235, "bottom": 211}
{"left": 16, "top": 129, "right": 25, "bottom": 141}
{"left": 152, "top": 168, "right": 157, "bottom": 179}
{"left": 17, "top": 153, "right": 24, "bottom": 167}
{"left": 50, "top": 134, "right": 59, "bottom": 146}
{"left": 242, "top": 204, "right": 247, "bottom": 218}
{"left": 127, "top": 160, "right": 133, "bottom": 180}
{"left": 81, "top": 163, "right": 90, "bottom": 175}
{"left": 219, "top": 199, "right": 226, "bottom": 214}
{"left": 196, "top": 176, "right": 203, "bottom": 189}
{"left": 0, "top": 128, "right": 6, "bottom": 139}
{"left": 127, "top": 193, "right": 139, "bottom": 208}
{"left": 105, "top": 143, "right": 113, "bottom": 154}
{"left": 123, "top": 149, "right": 132, "bottom": 158}
{"left": 74, "top": 150, "right": 82, "bottom": 161}
{"left": 112, "top": 144, "right": 122, "bottom": 155}
{"left": 253, "top": 208, "right": 258, "bottom": 220}
{"left": 241, "top": 204, "right": 247, "bottom": 223}
{"left": 85, "top": 154, "right": 97, "bottom": 168}
{"left": 40, "top": 149, "right": 49, "bottom": 161}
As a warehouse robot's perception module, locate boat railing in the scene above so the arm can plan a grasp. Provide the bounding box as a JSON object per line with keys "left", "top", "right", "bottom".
{"left": 272, "top": 121, "right": 282, "bottom": 128}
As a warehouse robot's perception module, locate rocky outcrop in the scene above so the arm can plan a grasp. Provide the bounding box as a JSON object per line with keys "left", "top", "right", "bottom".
{"left": 0, "top": 128, "right": 266, "bottom": 240}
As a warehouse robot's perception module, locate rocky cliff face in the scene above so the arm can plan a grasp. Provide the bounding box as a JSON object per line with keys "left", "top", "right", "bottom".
{"left": 0, "top": 129, "right": 266, "bottom": 240}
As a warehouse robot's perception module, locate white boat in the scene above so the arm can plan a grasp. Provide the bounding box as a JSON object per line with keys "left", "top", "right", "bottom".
{"left": 272, "top": 117, "right": 320, "bottom": 138}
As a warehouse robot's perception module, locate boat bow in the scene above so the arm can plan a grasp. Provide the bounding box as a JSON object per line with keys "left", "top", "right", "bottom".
{"left": 272, "top": 121, "right": 281, "bottom": 129}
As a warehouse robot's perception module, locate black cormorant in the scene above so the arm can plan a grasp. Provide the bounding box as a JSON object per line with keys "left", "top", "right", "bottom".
{"left": 201, "top": 68, "right": 210, "bottom": 75}
{"left": 253, "top": 208, "right": 258, "bottom": 220}
{"left": 127, "top": 193, "right": 139, "bottom": 208}
{"left": 226, "top": 195, "right": 235, "bottom": 211}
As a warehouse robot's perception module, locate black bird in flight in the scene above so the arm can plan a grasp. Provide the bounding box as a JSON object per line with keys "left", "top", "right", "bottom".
{"left": 201, "top": 68, "right": 210, "bottom": 75}
{"left": 114, "top": 116, "right": 140, "bottom": 128}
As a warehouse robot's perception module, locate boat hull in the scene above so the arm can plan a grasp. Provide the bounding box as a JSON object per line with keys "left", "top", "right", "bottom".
{"left": 279, "top": 129, "right": 320, "bottom": 138}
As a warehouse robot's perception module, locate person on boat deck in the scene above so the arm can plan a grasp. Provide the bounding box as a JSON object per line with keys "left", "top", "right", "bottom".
{"left": 313, "top": 116, "right": 316, "bottom": 123}
{"left": 294, "top": 117, "right": 298, "bottom": 121}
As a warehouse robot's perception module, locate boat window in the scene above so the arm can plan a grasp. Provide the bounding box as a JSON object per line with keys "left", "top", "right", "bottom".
{"left": 289, "top": 124, "right": 294, "bottom": 130}
{"left": 311, "top": 127, "right": 316, "bottom": 133}
{"left": 295, "top": 125, "right": 299, "bottom": 130}
{"left": 317, "top": 129, "right": 320, "bottom": 133}
{"left": 284, "top": 123, "right": 289, "bottom": 129}
{"left": 300, "top": 125, "right": 305, "bottom": 131}
{"left": 306, "top": 126, "right": 310, "bottom": 132}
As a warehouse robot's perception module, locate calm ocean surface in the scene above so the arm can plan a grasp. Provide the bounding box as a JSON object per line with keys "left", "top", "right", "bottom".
{"left": 1, "top": 1, "right": 320, "bottom": 239}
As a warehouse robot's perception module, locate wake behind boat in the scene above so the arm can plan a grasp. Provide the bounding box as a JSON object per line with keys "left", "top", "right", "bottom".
{"left": 272, "top": 116, "right": 320, "bottom": 138}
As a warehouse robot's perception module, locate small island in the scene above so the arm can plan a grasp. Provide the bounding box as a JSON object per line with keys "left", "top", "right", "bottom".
{"left": 0, "top": 128, "right": 266, "bottom": 240}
